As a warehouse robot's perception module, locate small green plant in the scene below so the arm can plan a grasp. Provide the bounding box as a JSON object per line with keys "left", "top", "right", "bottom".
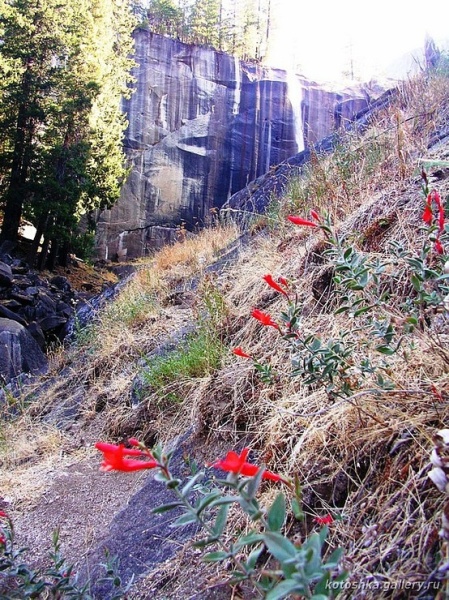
{"left": 234, "top": 180, "right": 449, "bottom": 398}
{"left": 0, "top": 512, "right": 130, "bottom": 599}
{"left": 141, "top": 328, "right": 225, "bottom": 402}
{"left": 94, "top": 440, "right": 347, "bottom": 599}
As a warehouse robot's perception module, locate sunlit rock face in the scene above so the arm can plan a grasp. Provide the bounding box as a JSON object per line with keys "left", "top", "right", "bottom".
{"left": 96, "top": 30, "right": 384, "bottom": 260}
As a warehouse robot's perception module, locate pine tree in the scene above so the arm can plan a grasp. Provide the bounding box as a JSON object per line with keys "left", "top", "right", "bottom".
{"left": 189, "top": 0, "right": 220, "bottom": 47}
{"left": 0, "top": 0, "right": 136, "bottom": 268}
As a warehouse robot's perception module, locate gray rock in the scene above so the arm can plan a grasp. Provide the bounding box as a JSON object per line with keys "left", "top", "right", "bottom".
{"left": 0, "top": 318, "right": 47, "bottom": 383}
{"left": 0, "top": 304, "right": 28, "bottom": 327}
{"left": 0, "top": 261, "right": 13, "bottom": 286}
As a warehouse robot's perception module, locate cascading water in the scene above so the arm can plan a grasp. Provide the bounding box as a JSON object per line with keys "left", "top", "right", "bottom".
{"left": 228, "top": 56, "right": 242, "bottom": 199}
{"left": 159, "top": 93, "right": 168, "bottom": 130}
{"left": 233, "top": 55, "right": 241, "bottom": 115}
{"left": 286, "top": 69, "right": 305, "bottom": 153}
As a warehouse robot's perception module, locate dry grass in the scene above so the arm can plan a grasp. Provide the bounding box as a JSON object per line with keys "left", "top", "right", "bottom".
{"left": 153, "top": 222, "right": 240, "bottom": 274}
{"left": 0, "top": 416, "right": 89, "bottom": 505}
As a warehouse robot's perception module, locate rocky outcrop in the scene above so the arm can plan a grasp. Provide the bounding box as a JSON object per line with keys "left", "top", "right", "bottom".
{"left": 222, "top": 88, "right": 395, "bottom": 216}
{"left": 0, "top": 251, "right": 78, "bottom": 354}
{"left": 0, "top": 318, "right": 47, "bottom": 384}
{"left": 96, "top": 30, "right": 385, "bottom": 260}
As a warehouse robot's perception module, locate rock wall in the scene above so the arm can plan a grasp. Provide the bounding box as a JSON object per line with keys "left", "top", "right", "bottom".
{"left": 96, "top": 30, "right": 385, "bottom": 260}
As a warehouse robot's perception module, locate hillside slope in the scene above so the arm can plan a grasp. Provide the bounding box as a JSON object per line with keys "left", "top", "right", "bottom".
{"left": 1, "top": 65, "right": 449, "bottom": 599}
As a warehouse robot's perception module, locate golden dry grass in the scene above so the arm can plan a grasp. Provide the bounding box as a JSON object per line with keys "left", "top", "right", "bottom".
{"left": 153, "top": 222, "right": 240, "bottom": 274}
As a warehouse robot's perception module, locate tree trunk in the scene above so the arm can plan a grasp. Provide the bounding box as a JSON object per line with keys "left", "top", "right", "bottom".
{"left": 28, "top": 212, "right": 49, "bottom": 267}
{"left": 0, "top": 68, "right": 34, "bottom": 244}
{"left": 46, "top": 236, "right": 59, "bottom": 271}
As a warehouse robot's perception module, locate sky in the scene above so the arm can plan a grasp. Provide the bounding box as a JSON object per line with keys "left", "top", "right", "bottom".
{"left": 266, "top": 0, "right": 449, "bottom": 83}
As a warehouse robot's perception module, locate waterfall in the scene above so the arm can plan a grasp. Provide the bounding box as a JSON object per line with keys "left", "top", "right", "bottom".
{"left": 286, "top": 70, "right": 305, "bottom": 153}
{"left": 159, "top": 93, "right": 168, "bottom": 130}
{"left": 233, "top": 55, "right": 241, "bottom": 115}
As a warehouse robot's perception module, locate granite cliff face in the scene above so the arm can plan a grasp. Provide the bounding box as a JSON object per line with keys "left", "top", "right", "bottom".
{"left": 96, "top": 29, "right": 385, "bottom": 260}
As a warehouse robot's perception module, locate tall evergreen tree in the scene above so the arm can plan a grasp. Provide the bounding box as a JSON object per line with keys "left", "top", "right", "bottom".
{"left": 147, "top": 0, "right": 182, "bottom": 38}
{"left": 189, "top": 0, "right": 220, "bottom": 47}
{"left": 0, "top": 0, "right": 136, "bottom": 268}
{"left": 0, "top": 0, "right": 75, "bottom": 243}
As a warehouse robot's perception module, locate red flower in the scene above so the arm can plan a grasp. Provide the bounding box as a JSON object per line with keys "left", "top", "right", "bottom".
{"left": 434, "top": 238, "right": 444, "bottom": 254}
{"left": 278, "top": 276, "right": 289, "bottom": 288}
{"left": 233, "top": 346, "right": 252, "bottom": 359}
{"left": 310, "top": 209, "right": 321, "bottom": 222}
{"left": 423, "top": 201, "right": 433, "bottom": 225}
{"left": 0, "top": 511, "right": 7, "bottom": 519}
{"left": 251, "top": 309, "right": 279, "bottom": 329}
{"left": 314, "top": 514, "right": 334, "bottom": 525}
{"left": 209, "top": 448, "right": 283, "bottom": 482}
{"left": 287, "top": 215, "right": 318, "bottom": 227}
{"left": 95, "top": 442, "right": 159, "bottom": 472}
{"left": 0, "top": 534, "right": 5, "bottom": 546}
{"left": 263, "top": 274, "right": 289, "bottom": 298}
{"left": 128, "top": 437, "right": 141, "bottom": 447}
{"left": 423, "top": 190, "right": 446, "bottom": 232}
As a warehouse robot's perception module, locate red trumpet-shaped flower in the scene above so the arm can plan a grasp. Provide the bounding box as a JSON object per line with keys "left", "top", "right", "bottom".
{"left": 423, "top": 190, "right": 446, "bottom": 254}
{"left": 314, "top": 514, "right": 334, "bottom": 525}
{"left": 287, "top": 215, "right": 318, "bottom": 227}
{"left": 310, "top": 209, "right": 321, "bottom": 222}
{"left": 423, "top": 203, "right": 433, "bottom": 225}
{"left": 263, "top": 274, "right": 289, "bottom": 298}
{"left": 95, "top": 442, "right": 159, "bottom": 472}
{"left": 233, "top": 346, "right": 252, "bottom": 359}
{"left": 209, "top": 448, "right": 283, "bottom": 482}
{"left": 251, "top": 308, "right": 279, "bottom": 329}
{"left": 434, "top": 238, "right": 444, "bottom": 255}
{"left": 423, "top": 190, "right": 445, "bottom": 231}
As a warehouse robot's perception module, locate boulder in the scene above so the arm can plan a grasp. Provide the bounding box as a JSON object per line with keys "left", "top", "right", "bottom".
{"left": 0, "top": 318, "right": 47, "bottom": 383}
{"left": 0, "top": 261, "right": 13, "bottom": 286}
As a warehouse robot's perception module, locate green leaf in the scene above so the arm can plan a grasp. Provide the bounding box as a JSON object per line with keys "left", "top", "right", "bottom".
{"left": 411, "top": 273, "right": 423, "bottom": 291}
{"left": 267, "top": 493, "right": 286, "bottom": 532}
{"left": 152, "top": 501, "right": 184, "bottom": 514}
{"left": 181, "top": 472, "right": 204, "bottom": 497}
{"left": 245, "top": 467, "right": 265, "bottom": 500}
{"left": 291, "top": 498, "right": 304, "bottom": 521}
{"left": 234, "top": 532, "right": 264, "bottom": 550}
{"left": 245, "top": 545, "right": 264, "bottom": 571}
{"left": 212, "top": 504, "right": 229, "bottom": 537}
{"left": 170, "top": 512, "right": 199, "bottom": 528}
{"left": 195, "top": 491, "right": 222, "bottom": 514}
{"left": 419, "top": 159, "right": 449, "bottom": 169}
{"left": 263, "top": 531, "right": 297, "bottom": 562}
{"left": 334, "top": 305, "right": 351, "bottom": 315}
{"left": 192, "top": 537, "right": 218, "bottom": 548}
{"left": 203, "top": 551, "right": 229, "bottom": 563}
{"left": 405, "top": 315, "right": 419, "bottom": 325}
{"left": 354, "top": 304, "right": 375, "bottom": 316}
{"left": 313, "top": 572, "right": 331, "bottom": 595}
{"left": 375, "top": 345, "right": 396, "bottom": 356}
{"left": 207, "top": 495, "right": 237, "bottom": 509}
{"left": 266, "top": 579, "right": 304, "bottom": 600}
{"left": 323, "top": 547, "right": 344, "bottom": 569}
